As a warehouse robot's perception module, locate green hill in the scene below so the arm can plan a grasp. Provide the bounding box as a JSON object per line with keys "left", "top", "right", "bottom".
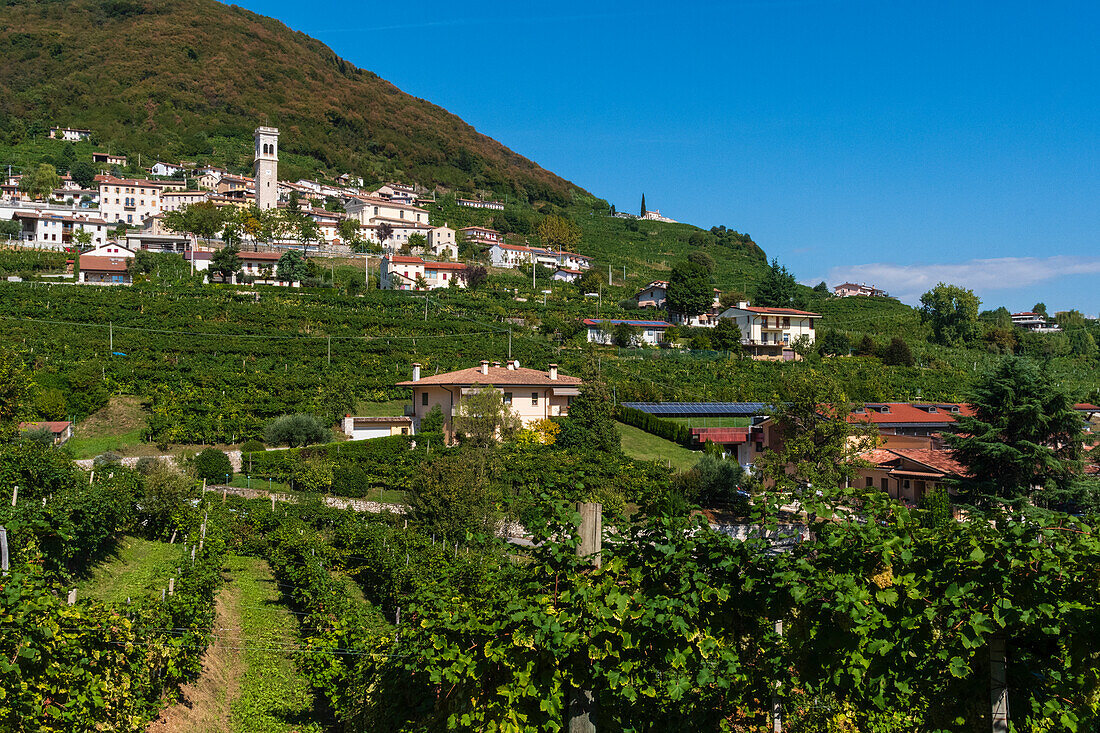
{"left": 0, "top": 0, "right": 577, "bottom": 203}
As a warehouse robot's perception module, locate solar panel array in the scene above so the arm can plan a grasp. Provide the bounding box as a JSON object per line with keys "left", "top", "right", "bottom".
{"left": 621, "top": 402, "right": 770, "bottom": 417}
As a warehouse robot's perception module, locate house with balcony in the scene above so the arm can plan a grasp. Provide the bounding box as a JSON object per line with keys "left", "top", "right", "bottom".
{"left": 396, "top": 360, "right": 582, "bottom": 442}
{"left": 78, "top": 255, "right": 132, "bottom": 284}
{"left": 854, "top": 448, "right": 967, "bottom": 506}
{"left": 1011, "top": 312, "right": 1061, "bottom": 333}
{"left": 717, "top": 301, "right": 822, "bottom": 359}
{"left": 488, "top": 242, "right": 533, "bottom": 268}
{"left": 12, "top": 211, "right": 109, "bottom": 248}
{"left": 457, "top": 198, "right": 505, "bottom": 211}
{"left": 92, "top": 152, "right": 127, "bottom": 167}
{"left": 161, "top": 189, "right": 210, "bottom": 212}
{"left": 50, "top": 127, "right": 92, "bottom": 142}
{"left": 460, "top": 226, "right": 504, "bottom": 247}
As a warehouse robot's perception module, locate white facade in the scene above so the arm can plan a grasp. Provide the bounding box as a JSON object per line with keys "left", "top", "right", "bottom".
{"left": 717, "top": 302, "right": 822, "bottom": 358}
{"left": 161, "top": 190, "right": 210, "bottom": 212}
{"left": 84, "top": 242, "right": 135, "bottom": 258}
{"left": 98, "top": 176, "right": 164, "bottom": 225}
{"left": 12, "top": 211, "right": 109, "bottom": 247}
{"left": 254, "top": 126, "right": 279, "bottom": 211}
{"left": 345, "top": 196, "right": 429, "bottom": 226}
{"left": 150, "top": 162, "right": 185, "bottom": 177}
{"left": 50, "top": 127, "right": 93, "bottom": 142}
{"left": 553, "top": 268, "right": 582, "bottom": 283}
{"left": 584, "top": 319, "right": 671, "bottom": 346}
{"left": 381, "top": 255, "right": 467, "bottom": 291}
{"left": 489, "top": 243, "right": 533, "bottom": 268}
{"left": 341, "top": 415, "right": 413, "bottom": 440}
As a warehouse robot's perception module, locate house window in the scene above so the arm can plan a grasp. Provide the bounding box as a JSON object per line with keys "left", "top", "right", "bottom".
{"left": 531, "top": 392, "right": 539, "bottom": 405}
{"left": 421, "top": 392, "right": 428, "bottom": 406}
{"left": 503, "top": 392, "right": 512, "bottom": 405}
{"left": 881, "top": 478, "right": 888, "bottom": 492}
{"left": 865, "top": 477, "right": 873, "bottom": 488}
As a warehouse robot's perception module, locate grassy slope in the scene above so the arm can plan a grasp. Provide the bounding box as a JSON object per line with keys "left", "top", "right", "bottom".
{"left": 67, "top": 395, "right": 149, "bottom": 458}
{"left": 0, "top": 0, "right": 577, "bottom": 202}
{"left": 617, "top": 421, "right": 700, "bottom": 473}
{"left": 77, "top": 536, "right": 182, "bottom": 604}
{"left": 226, "top": 554, "right": 326, "bottom": 733}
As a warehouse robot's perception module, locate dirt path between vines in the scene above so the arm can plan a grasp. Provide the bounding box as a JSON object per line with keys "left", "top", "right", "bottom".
{"left": 146, "top": 574, "right": 243, "bottom": 733}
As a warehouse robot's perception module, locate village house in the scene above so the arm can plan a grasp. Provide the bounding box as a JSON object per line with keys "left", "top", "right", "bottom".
{"left": 92, "top": 152, "right": 127, "bottom": 167}
{"left": 634, "top": 280, "right": 669, "bottom": 308}
{"left": 149, "top": 162, "right": 186, "bottom": 177}
{"left": 344, "top": 195, "right": 429, "bottom": 226}
{"left": 583, "top": 318, "right": 673, "bottom": 346}
{"left": 834, "top": 282, "right": 887, "bottom": 298}
{"left": 195, "top": 167, "right": 227, "bottom": 190}
{"left": 460, "top": 226, "right": 504, "bottom": 247}
{"left": 363, "top": 219, "right": 436, "bottom": 250}
{"left": 396, "top": 360, "right": 582, "bottom": 441}
{"left": 97, "top": 175, "right": 164, "bottom": 225}
{"left": 717, "top": 301, "right": 822, "bottom": 360}
{"left": 553, "top": 267, "right": 582, "bottom": 283}
{"left": 83, "top": 242, "right": 135, "bottom": 258}
{"left": 238, "top": 251, "right": 284, "bottom": 283}
{"left": 1011, "top": 312, "right": 1062, "bottom": 333}
{"left": 11, "top": 211, "right": 109, "bottom": 247}
{"left": 457, "top": 198, "right": 505, "bottom": 211}
{"left": 161, "top": 190, "right": 210, "bottom": 212}
{"left": 217, "top": 174, "right": 254, "bottom": 195}
{"left": 50, "top": 127, "right": 92, "bottom": 142}
{"left": 372, "top": 183, "right": 417, "bottom": 205}
{"left": 559, "top": 251, "right": 593, "bottom": 271}
{"left": 19, "top": 420, "right": 74, "bottom": 445}
{"left": 380, "top": 254, "right": 467, "bottom": 290}
{"left": 302, "top": 208, "right": 347, "bottom": 245}
{"left": 427, "top": 224, "right": 457, "bottom": 259}
{"left": 340, "top": 415, "right": 413, "bottom": 440}
{"left": 488, "top": 242, "right": 532, "bottom": 268}
{"left": 854, "top": 448, "right": 967, "bottom": 506}
{"left": 78, "top": 254, "right": 132, "bottom": 284}
{"left": 50, "top": 187, "right": 99, "bottom": 207}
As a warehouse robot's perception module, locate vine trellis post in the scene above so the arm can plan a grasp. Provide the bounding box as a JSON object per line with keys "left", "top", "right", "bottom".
{"left": 568, "top": 502, "right": 602, "bottom": 733}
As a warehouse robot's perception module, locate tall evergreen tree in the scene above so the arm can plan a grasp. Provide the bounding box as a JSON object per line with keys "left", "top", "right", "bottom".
{"left": 640, "top": 193, "right": 646, "bottom": 216}
{"left": 948, "top": 357, "right": 1085, "bottom": 508}
{"left": 754, "top": 258, "right": 798, "bottom": 308}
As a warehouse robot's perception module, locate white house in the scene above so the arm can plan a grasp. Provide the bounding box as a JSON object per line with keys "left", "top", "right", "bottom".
{"left": 457, "top": 198, "right": 505, "bottom": 211}
{"left": 345, "top": 195, "right": 429, "bottom": 226}
{"left": 1011, "top": 312, "right": 1061, "bottom": 333}
{"left": 92, "top": 152, "right": 127, "bottom": 167}
{"left": 634, "top": 281, "right": 669, "bottom": 309}
{"left": 583, "top": 318, "right": 673, "bottom": 346}
{"left": 834, "top": 282, "right": 887, "bottom": 298}
{"left": 12, "top": 211, "right": 109, "bottom": 247}
{"left": 161, "top": 190, "right": 210, "bottom": 212}
{"left": 83, "top": 242, "right": 135, "bottom": 258}
{"left": 372, "top": 183, "right": 417, "bottom": 205}
{"left": 488, "top": 242, "right": 533, "bottom": 268}
{"left": 50, "top": 127, "right": 92, "bottom": 142}
{"left": 717, "top": 301, "right": 823, "bottom": 359}
{"left": 553, "top": 268, "right": 582, "bottom": 283}
{"left": 150, "top": 162, "right": 185, "bottom": 177}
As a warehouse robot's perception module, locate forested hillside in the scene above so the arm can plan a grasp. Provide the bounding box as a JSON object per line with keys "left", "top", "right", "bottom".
{"left": 0, "top": 0, "right": 578, "bottom": 202}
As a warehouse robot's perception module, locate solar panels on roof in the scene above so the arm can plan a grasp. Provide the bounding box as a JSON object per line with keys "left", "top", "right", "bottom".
{"left": 621, "top": 402, "right": 770, "bottom": 417}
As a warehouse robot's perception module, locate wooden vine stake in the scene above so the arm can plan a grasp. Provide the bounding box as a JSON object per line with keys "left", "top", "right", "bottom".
{"left": 991, "top": 634, "right": 1009, "bottom": 733}
{"left": 568, "top": 501, "right": 602, "bottom": 733}
{"left": 0, "top": 525, "right": 8, "bottom": 576}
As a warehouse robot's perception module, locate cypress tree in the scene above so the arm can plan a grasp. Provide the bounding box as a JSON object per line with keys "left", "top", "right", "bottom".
{"left": 640, "top": 193, "right": 646, "bottom": 216}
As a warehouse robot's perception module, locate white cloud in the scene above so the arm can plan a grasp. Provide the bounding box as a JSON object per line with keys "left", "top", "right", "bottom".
{"left": 820, "top": 256, "right": 1100, "bottom": 305}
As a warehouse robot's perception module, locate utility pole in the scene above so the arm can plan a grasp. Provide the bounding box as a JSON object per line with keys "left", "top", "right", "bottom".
{"left": 109, "top": 321, "right": 113, "bottom": 353}
{"left": 567, "top": 502, "right": 602, "bottom": 732}
{"left": 327, "top": 336, "right": 331, "bottom": 366}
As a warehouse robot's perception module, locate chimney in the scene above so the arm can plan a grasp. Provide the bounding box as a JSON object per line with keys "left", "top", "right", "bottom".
{"left": 549, "top": 363, "right": 558, "bottom": 381}
{"left": 480, "top": 360, "right": 490, "bottom": 375}
{"left": 736, "top": 300, "right": 750, "bottom": 310}
{"left": 506, "top": 360, "right": 515, "bottom": 370}
{"left": 491, "top": 361, "right": 501, "bottom": 369}
{"left": 411, "top": 362, "right": 421, "bottom": 382}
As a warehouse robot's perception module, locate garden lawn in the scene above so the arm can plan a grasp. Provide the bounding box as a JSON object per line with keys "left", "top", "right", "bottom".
{"left": 617, "top": 421, "right": 701, "bottom": 473}
{"left": 76, "top": 536, "right": 183, "bottom": 605}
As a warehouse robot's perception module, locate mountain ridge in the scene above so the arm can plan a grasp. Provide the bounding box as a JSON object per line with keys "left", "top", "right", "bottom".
{"left": 0, "top": 0, "right": 585, "bottom": 204}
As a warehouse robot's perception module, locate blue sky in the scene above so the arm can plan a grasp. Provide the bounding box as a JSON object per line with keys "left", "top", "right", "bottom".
{"left": 236, "top": 0, "right": 1100, "bottom": 313}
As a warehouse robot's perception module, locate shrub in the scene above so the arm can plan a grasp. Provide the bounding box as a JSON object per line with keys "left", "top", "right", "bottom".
{"left": 92, "top": 451, "right": 122, "bottom": 467}
{"left": 265, "top": 413, "right": 329, "bottom": 448}
{"left": 134, "top": 456, "right": 162, "bottom": 475}
{"left": 239, "top": 439, "right": 265, "bottom": 453}
{"left": 194, "top": 448, "right": 233, "bottom": 483}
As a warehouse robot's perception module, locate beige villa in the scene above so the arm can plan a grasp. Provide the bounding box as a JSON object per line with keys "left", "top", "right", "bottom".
{"left": 397, "top": 360, "right": 583, "bottom": 441}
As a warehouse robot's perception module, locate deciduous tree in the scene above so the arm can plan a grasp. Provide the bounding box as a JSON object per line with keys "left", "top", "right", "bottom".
{"left": 666, "top": 257, "right": 712, "bottom": 317}
{"left": 919, "top": 282, "right": 981, "bottom": 345}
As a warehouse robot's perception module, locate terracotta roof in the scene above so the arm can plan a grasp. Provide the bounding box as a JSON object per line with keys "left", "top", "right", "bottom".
{"left": 848, "top": 403, "right": 972, "bottom": 426}
{"left": 19, "top": 421, "right": 72, "bottom": 433}
{"left": 494, "top": 243, "right": 531, "bottom": 253}
{"left": 888, "top": 448, "right": 968, "bottom": 477}
{"left": 583, "top": 318, "right": 673, "bottom": 328}
{"left": 737, "top": 306, "right": 822, "bottom": 317}
{"left": 424, "top": 261, "right": 466, "bottom": 270}
{"left": 556, "top": 268, "right": 583, "bottom": 275}
{"left": 387, "top": 255, "right": 425, "bottom": 264}
{"left": 1075, "top": 403, "right": 1100, "bottom": 411}
{"left": 98, "top": 175, "right": 164, "bottom": 188}
{"left": 78, "top": 255, "right": 130, "bottom": 272}
{"left": 239, "top": 251, "right": 282, "bottom": 261}
{"left": 460, "top": 226, "right": 500, "bottom": 233}
{"left": 397, "top": 365, "right": 581, "bottom": 387}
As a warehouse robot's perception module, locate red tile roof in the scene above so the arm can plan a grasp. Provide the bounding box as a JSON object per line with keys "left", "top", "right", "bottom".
{"left": 888, "top": 448, "right": 968, "bottom": 477}
{"left": 738, "top": 306, "right": 822, "bottom": 317}
{"left": 397, "top": 365, "right": 581, "bottom": 387}
{"left": 19, "top": 421, "right": 72, "bottom": 433}
{"left": 848, "top": 403, "right": 973, "bottom": 426}
{"left": 78, "top": 255, "right": 130, "bottom": 272}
